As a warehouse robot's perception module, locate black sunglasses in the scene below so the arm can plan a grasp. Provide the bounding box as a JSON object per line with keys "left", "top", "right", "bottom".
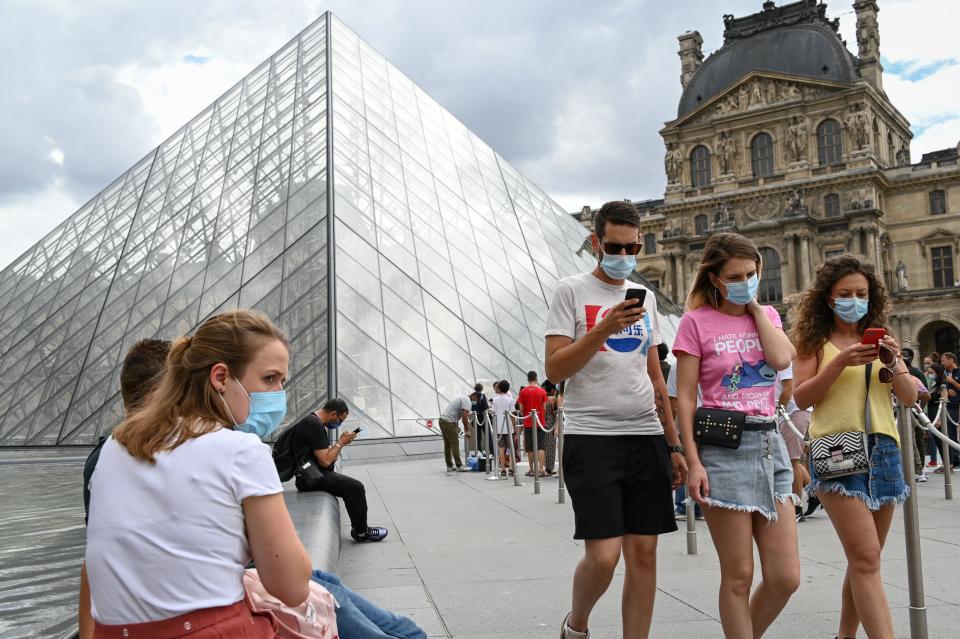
{"left": 601, "top": 241, "right": 643, "bottom": 256}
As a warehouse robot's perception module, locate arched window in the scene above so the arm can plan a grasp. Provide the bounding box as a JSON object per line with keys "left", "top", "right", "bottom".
{"left": 758, "top": 247, "right": 782, "bottom": 303}
{"left": 824, "top": 193, "right": 841, "bottom": 217}
{"left": 817, "top": 119, "right": 844, "bottom": 165}
{"left": 751, "top": 133, "right": 774, "bottom": 177}
{"left": 690, "top": 145, "right": 711, "bottom": 187}
{"left": 695, "top": 214, "right": 709, "bottom": 236}
{"left": 930, "top": 190, "right": 947, "bottom": 215}
{"left": 644, "top": 232, "right": 657, "bottom": 255}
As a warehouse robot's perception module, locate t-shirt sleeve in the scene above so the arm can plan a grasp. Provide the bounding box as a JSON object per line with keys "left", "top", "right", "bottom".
{"left": 779, "top": 363, "right": 794, "bottom": 381}
{"left": 231, "top": 434, "right": 283, "bottom": 502}
{"left": 545, "top": 281, "right": 576, "bottom": 338}
{"left": 301, "top": 415, "right": 330, "bottom": 451}
{"left": 672, "top": 312, "right": 702, "bottom": 359}
{"left": 666, "top": 364, "right": 679, "bottom": 398}
{"left": 764, "top": 305, "right": 783, "bottom": 329}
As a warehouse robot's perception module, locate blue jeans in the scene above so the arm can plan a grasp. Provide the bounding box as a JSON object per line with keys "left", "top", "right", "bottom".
{"left": 311, "top": 571, "right": 426, "bottom": 638}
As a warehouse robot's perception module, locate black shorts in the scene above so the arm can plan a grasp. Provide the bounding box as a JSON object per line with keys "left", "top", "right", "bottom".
{"left": 497, "top": 434, "right": 513, "bottom": 449}
{"left": 562, "top": 434, "right": 677, "bottom": 539}
{"left": 523, "top": 427, "right": 546, "bottom": 452}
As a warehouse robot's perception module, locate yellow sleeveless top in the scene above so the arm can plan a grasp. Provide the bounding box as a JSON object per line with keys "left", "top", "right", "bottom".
{"left": 808, "top": 341, "right": 899, "bottom": 444}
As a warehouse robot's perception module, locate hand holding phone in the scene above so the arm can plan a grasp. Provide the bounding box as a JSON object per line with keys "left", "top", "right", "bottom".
{"left": 861, "top": 328, "right": 886, "bottom": 346}
{"left": 625, "top": 287, "right": 647, "bottom": 311}
{"left": 352, "top": 427, "right": 362, "bottom": 434}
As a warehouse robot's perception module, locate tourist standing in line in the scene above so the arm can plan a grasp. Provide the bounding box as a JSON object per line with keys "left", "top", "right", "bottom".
{"left": 542, "top": 379, "right": 559, "bottom": 474}
{"left": 493, "top": 381, "right": 517, "bottom": 477}
{"left": 518, "top": 371, "right": 548, "bottom": 476}
{"left": 940, "top": 352, "right": 960, "bottom": 470}
{"left": 792, "top": 255, "right": 917, "bottom": 639}
{"left": 546, "top": 200, "right": 685, "bottom": 639}
{"left": 675, "top": 233, "right": 799, "bottom": 639}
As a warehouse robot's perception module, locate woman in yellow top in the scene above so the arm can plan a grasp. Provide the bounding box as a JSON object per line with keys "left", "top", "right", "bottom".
{"left": 792, "top": 255, "right": 917, "bottom": 639}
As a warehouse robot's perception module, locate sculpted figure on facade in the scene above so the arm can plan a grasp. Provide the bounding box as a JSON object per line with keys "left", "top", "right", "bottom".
{"left": 715, "top": 131, "right": 736, "bottom": 175}
{"left": 715, "top": 201, "right": 735, "bottom": 226}
{"left": 750, "top": 79, "right": 764, "bottom": 108}
{"left": 845, "top": 103, "right": 871, "bottom": 150}
{"left": 896, "top": 260, "right": 909, "bottom": 291}
{"left": 857, "top": 12, "right": 880, "bottom": 58}
{"left": 665, "top": 142, "right": 684, "bottom": 183}
{"left": 785, "top": 115, "right": 809, "bottom": 163}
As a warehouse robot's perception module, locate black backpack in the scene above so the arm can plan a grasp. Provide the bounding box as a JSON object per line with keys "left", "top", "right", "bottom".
{"left": 272, "top": 425, "right": 299, "bottom": 481}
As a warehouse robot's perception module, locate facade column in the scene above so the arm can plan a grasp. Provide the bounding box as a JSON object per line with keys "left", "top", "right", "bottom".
{"left": 865, "top": 227, "right": 880, "bottom": 267}
{"left": 678, "top": 254, "right": 688, "bottom": 300}
{"left": 799, "top": 235, "right": 812, "bottom": 287}
{"left": 665, "top": 253, "right": 676, "bottom": 300}
{"left": 784, "top": 234, "right": 797, "bottom": 296}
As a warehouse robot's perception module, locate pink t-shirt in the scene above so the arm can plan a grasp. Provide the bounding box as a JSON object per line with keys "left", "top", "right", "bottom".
{"left": 672, "top": 305, "right": 783, "bottom": 417}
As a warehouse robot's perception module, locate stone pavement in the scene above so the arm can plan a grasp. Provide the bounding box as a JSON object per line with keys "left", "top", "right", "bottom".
{"left": 337, "top": 458, "right": 960, "bottom": 639}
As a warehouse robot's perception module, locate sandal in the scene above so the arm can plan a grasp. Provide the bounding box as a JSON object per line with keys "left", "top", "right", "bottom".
{"left": 525, "top": 471, "right": 534, "bottom": 477}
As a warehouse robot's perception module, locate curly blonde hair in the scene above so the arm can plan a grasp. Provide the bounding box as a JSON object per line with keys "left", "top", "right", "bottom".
{"left": 789, "top": 254, "right": 888, "bottom": 357}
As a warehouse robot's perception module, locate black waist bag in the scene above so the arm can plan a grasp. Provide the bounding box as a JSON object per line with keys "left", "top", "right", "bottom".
{"left": 694, "top": 407, "right": 746, "bottom": 449}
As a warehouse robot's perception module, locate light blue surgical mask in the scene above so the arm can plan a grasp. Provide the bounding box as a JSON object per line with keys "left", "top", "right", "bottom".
{"left": 831, "top": 296, "right": 868, "bottom": 323}
{"left": 719, "top": 274, "right": 759, "bottom": 305}
{"left": 222, "top": 377, "right": 287, "bottom": 439}
{"left": 325, "top": 417, "right": 341, "bottom": 429}
{"left": 599, "top": 252, "right": 637, "bottom": 280}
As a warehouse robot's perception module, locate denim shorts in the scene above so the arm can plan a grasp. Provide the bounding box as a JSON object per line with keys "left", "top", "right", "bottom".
{"left": 698, "top": 426, "right": 794, "bottom": 521}
{"left": 807, "top": 433, "right": 909, "bottom": 511}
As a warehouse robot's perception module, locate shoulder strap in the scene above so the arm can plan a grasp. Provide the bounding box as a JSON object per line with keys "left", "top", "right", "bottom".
{"left": 864, "top": 362, "right": 873, "bottom": 435}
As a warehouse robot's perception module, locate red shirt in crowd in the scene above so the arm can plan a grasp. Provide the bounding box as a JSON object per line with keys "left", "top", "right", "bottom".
{"left": 518, "top": 384, "right": 547, "bottom": 430}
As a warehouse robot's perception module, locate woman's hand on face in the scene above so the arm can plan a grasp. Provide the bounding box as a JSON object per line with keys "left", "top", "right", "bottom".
{"left": 838, "top": 342, "right": 879, "bottom": 368}
{"left": 686, "top": 464, "right": 710, "bottom": 506}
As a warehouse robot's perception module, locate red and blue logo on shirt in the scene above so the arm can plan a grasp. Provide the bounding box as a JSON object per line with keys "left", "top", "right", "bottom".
{"left": 585, "top": 305, "right": 652, "bottom": 354}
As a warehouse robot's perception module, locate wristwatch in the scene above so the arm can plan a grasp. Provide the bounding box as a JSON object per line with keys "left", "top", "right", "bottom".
{"left": 668, "top": 444, "right": 684, "bottom": 454}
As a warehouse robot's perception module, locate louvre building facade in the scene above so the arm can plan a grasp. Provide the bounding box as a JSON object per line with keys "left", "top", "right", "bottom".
{"left": 0, "top": 14, "right": 680, "bottom": 446}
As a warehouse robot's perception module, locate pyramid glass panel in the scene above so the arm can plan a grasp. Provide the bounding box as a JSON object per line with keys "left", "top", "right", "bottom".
{"left": 0, "top": 13, "right": 677, "bottom": 445}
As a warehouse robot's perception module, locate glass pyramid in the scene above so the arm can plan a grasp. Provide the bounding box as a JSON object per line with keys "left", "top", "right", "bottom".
{"left": 0, "top": 14, "right": 680, "bottom": 445}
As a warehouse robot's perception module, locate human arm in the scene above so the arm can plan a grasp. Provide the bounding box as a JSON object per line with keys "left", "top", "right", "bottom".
{"left": 78, "top": 563, "right": 93, "bottom": 639}
{"left": 242, "top": 493, "right": 312, "bottom": 606}
{"left": 778, "top": 379, "right": 794, "bottom": 408}
{"left": 460, "top": 408, "right": 471, "bottom": 433}
{"left": 746, "top": 301, "right": 795, "bottom": 371}
{"left": 676, "top": 353, "right": 708, "bottom": 504}
{"left": 312, "top": 430, "right": 358, "bottom": 469}
{"left": 648, "top": 348, "right": 685, "bottom": 487}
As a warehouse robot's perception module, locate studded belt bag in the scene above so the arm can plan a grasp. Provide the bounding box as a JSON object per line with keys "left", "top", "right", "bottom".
{"left": 810, "top": 364, "right": 872, "bottom": 480}
{"left": 694, "top": 407, "right": 747, "bottom": 449}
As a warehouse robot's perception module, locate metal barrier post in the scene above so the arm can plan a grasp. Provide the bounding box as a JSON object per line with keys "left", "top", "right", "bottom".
{"left": 940, "top": 392, "right": 954, "bottom": 500}
{"left": 530, "top": 410, "right": 541, "bottom": 494}
{"left": 486, "top": 410, "right": 500, "bottom": 481}
{"left": 685, "top": 496, "right": 698, "bottom": 555}
{"left": 507, "top": 412, "right": 522, "bottom": 486}
{"left": 557, "top": 409, "right": 566, "bottom": 504}
{"left": 898, "top": 399, "right": 929, "bottom": 639}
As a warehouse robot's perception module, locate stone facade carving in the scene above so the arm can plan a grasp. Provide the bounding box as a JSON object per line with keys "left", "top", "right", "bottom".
{"left": 665, "top": 142, "right": 684, "bottom": 183}
{"left": 845, "top": 103, "right": 872, "bottom": 150}
{"left": 784, "top": 115, "right": 808, "bottom": 164}
{"left": 715, "top": 131, "right": 736, "bottom": 175}
{"left": 856, "top": 7, "right": 880, "bottom": 59}
{"left": 699, "top": 77, "right": 828, "bottom": 124}
{"left": 715, "top": 201, "right": 735, "bottom": 226}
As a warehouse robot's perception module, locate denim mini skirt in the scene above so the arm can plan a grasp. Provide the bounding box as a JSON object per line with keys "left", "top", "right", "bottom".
{"left": 698, "top": 423, "right": 795, "bottom": 521}
{"left": 807, "top": 433, "right": 909, "bottom": 511}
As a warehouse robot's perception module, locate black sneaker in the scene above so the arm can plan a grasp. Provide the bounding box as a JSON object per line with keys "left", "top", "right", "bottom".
{"left": 351, "top": 526, "right": 389, "bottom": 542}
{"left": 795, "top": 505, "right": 806, "bottom": 522}
{"left": 803, "top": 495, "right": 821, "bottom": 517}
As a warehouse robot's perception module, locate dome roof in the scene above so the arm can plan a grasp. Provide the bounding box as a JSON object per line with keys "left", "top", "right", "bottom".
{"left": 678, "top": 23, "right": 858, "bottom": 118}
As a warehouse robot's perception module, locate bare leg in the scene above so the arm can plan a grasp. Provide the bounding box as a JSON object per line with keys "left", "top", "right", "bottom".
{"left": 835, "top": 502, "right": 896, "bottom": 638}
{"left": 819, "top": 492, "right": 895, "bottom": 639}
{"left": 621, "top": 534, "right": 658, "bottom": 639}
{"left": 569, "top": 537, "right": 622, "bottom": 632}
{"left": 790, "top": 460, "right": 809, "bottom": 498}
{"left": 702, "top": 506, "right": 756, "bottom": 639}
{"left": 750, "top": 501, "right": 801, "bottom": 636}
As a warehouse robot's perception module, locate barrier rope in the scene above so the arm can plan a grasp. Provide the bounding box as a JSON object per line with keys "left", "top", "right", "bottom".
{"left": 775, "top": 404, "right": 807, "bottom": 443}
{"left": 911, "top": 404, "right": 960, "bottom": 452}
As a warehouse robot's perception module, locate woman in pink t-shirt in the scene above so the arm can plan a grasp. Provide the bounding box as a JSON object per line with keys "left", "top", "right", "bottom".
{"left": 674, "top": 233, "right": 799, "bottom": 638}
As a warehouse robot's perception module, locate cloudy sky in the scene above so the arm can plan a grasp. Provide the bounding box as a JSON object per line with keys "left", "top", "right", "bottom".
{"left": 1, "top": 0, "right": 957, "bottom": 270}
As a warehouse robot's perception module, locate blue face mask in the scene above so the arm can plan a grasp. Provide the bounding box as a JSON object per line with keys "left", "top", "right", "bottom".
{"left": 719, "top": 274, "right": 759, "bottom": 305}
{"left": 832, "top": 296, "right": 868, "bottom": 323}
{"left": 223, "top": 378, "right": 287, "bottom": 439}
{"left": 599, "top": 252, "right": 637, "bottom": 280}
{"left": 325, "top": 417, "right": 341, "bottom": 429}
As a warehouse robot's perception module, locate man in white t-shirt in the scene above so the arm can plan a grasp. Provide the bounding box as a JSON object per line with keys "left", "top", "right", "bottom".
{"left": 492, "top": 381, "right": 518, "bottom": 476}
{"left": 545, "top": 200, "right": 686, "bottom": 639}
{"left": 439, "top": 391, "right": 477, "bottom": 472}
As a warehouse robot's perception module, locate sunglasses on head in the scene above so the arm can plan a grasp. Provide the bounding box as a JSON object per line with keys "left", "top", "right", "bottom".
{"left": 601, "top": 241, "right": 643, "bottom": 256}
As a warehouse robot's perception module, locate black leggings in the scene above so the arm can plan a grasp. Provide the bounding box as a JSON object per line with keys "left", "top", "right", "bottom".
{"left": 296, "top": 469, "right": 368, "bottom": 532}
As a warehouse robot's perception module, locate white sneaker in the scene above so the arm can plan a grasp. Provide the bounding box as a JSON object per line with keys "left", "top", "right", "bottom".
{"left": 561, "top": 612, "right": 589, "bottom": 639}
{"left": 916, "top": 473, "right": 928, "bottom": 483}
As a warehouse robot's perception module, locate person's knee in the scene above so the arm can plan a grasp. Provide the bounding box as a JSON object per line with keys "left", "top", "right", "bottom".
{"left": 722, "top": 563, "right": 755, "bottom": 598}
{"left": 584, "top": 542, "right": 621, "bottom": 575}
{"left": 847, "top": 543, "right": 882, "bottom": 575}
{"left": 766, "top": 565, "right": 801, "bottom": 597}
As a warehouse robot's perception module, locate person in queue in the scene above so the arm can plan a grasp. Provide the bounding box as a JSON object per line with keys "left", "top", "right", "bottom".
{"left": 674, "top": 233, "right": 799, "bottom": 638}
{"left": 85, "top": 310, "right": 312, "bottom": 637}
{"left": 546, "top": 200, "right": 685, "bottom": 639}
{"left": 791, "top": 255, "right": 917, "bottom": 639}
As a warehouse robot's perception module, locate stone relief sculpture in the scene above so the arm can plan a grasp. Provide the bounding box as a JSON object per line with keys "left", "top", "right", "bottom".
{"left": 785, "top": 188, "right": 806, "bottom": 214}
{"left": 784, "top": 115, "right": 809, "bottom": 163}
{"left": 699, "top": 78, "right": 822, "bottom": 125}
{"left": 715, "top": 201, "right": 735, "bottom": 226}
{"left": 857, "top": 12, "right": 880, "bottom": 58}
{"left": 896, "top": 260, "right": 909, "bottom": 290}
{"left": 715, "top": 131, "right": 736, "bottom": 175}
{"left": 665, "top": 142, "right": 684, "bottom": 183}
{"left": 845, "top": 103, "right": 871, "bottom": 150}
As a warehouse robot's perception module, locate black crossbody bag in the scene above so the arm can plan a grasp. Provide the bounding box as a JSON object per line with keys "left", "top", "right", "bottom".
{"left": 693, "top": 406, "right": 747, "bottom": 449}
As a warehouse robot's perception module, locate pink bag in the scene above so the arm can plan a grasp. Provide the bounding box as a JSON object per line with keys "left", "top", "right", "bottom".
{"left": 243, "top": 569, "right": 339, "bottom": 639}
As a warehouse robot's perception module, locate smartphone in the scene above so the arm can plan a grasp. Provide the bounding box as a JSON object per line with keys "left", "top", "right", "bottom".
{"left": 625, "top": 288, "right": 647, "bottom": 311}
{"left": 352, "top": 427, "right": 362, "bottom": 434}
{"left": 861, "top": 328, "right": 886, "bottom": 346}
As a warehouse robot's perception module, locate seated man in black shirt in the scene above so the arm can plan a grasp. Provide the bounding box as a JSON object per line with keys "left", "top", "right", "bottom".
{"left": 290, "top": 398, "right": 388, "bottom": 542}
